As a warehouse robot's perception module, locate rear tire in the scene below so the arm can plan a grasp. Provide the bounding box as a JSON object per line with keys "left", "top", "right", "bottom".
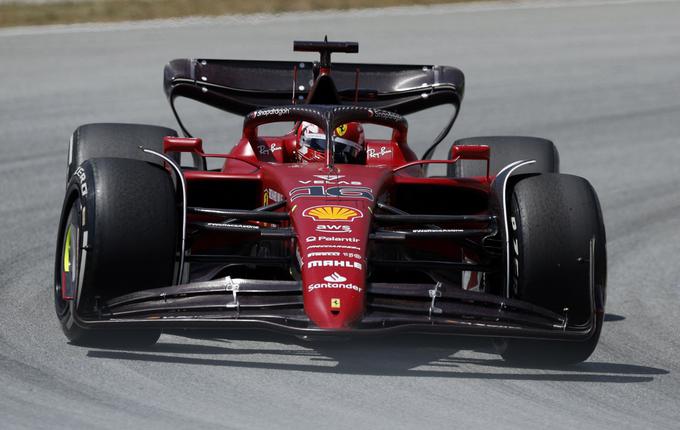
{"left": 55, "top": 158, "right": 178, "bottom": 347}
{"left": 447, "top": 136, "right": 559, "bottom": 177}
{"left": 496, "top": 173, "right": 606, "bottom": 366}
{"left": 67, "top": 123, "right": 179, "bottom": 181}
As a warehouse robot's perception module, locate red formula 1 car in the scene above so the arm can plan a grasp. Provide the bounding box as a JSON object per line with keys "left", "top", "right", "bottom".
{"left": 55, "top": 40, "right": 606, "bottom": 365}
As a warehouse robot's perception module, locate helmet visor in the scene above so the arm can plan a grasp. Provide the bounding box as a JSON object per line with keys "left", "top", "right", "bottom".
{"left": 301, "top": 133, "right": 327, "bottom": 152}
{"left": 301, "top": 134, "right": 362, "bottom": 155}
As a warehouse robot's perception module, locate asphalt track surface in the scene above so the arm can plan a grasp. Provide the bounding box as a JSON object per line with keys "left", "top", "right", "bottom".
{"left": 1, "top": 0, "right": 679, "bottom": 428}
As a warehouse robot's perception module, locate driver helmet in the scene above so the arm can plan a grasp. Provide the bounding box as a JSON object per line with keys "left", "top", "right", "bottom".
{"left": 296, "top": 122, "right": 365, "bottom": 164}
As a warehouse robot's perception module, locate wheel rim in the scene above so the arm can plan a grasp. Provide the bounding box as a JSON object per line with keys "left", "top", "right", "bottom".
{"left": 55, "top": 201, "right": 80, "bottom": 318}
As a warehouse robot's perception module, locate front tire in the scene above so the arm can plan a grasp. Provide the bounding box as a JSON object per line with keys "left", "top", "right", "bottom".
{"left": 496, "top": 173, "right": 606, "bottom": 366}
{"left": 55, "top": 158, "right": 178, "bottom": 347}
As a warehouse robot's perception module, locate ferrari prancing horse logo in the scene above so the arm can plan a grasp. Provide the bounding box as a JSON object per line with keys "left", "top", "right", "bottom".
{"left": 330, "top": 298, "right": 341, "bottom": 309}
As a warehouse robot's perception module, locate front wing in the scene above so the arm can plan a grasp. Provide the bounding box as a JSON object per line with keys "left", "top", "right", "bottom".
{"left": 73, "top": 277, "right": 598, "bottom": 341}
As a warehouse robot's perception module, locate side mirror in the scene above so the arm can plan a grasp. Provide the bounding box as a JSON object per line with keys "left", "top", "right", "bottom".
{"left": 163, "top": 136, "right": 206, "bottom": 170}
{"left": 450, "top": 144, "right": 490, "bottom": 178}
{"left": 163, "top": 136, "right": 203, "bottom": 154}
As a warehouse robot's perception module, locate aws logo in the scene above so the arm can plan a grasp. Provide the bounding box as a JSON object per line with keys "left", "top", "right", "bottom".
{"left": 303, "top": 206, "right": 363, "bottom": 222}
{"left": 316, "top": 224, "right": 352, "bottom": 234}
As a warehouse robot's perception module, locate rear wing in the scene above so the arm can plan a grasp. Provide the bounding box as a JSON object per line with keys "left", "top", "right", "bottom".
{"left": 164, "top": 59, "right": 465, "bottom": 158}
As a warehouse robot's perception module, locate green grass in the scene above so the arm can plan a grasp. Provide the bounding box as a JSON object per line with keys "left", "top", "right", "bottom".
{"left": 0, "top": 0, "right": 484, "bottom": 28}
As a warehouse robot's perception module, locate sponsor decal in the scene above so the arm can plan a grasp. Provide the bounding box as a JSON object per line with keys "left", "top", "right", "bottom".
{"left": 290, "top": 186, "right": 374, "bottom": 201}
{"left": 307, "top": 244, "right": 361, "bottom": 251}
{"left": 331, "top": 298, "right": 341, "bottom": 309}
{"left": 299, "top": 177, "right": 363, "bottom": 185}
{"left": 303, "top": 205, "right": 363, "bottom": 222}
{"left": 324, "top": 272, "right": 346, "bottom": 282}
{"left": 307, "top": 175, "right": 362, "bottom": 185}
{"left": 206, "top": 223, "right": 258, "bottom": 230}
{"left": 305, "top": 236, "right": 360, "bottom": 243}
{"left": 308, "top": 251, "right": 340, "bottom": 258}
{"left": 412, "top": 229, "right": 464, "bottom": 233}
{"left": 252, "top": 107, "right": 290, "bottom": 118}
{"left": 316, "top": 224, "right": 351, "bottom": 234}
{"left": 307, "top": 273, "right": 362, "bottom": 294}
{"left": 258, "top": 143, "right": 282, "bottom": 156}
{"left": 263, "top": 188, "right": 283, "bottom": 205}
{"left": 367, "top": 147, "right": 392, "bottom": 159}
{"left": 369, "top": 109, "right": 403, "bottom": 123}
{"left": 307, "top": 260, "right": 362, "bottom": 270}
{"left": 342, "top": 252, "right": 362, "bottom": 259}
{"left": 307, "top": 281, "right": 361, "bottom": 293}
{"left": 74, "top": 167, "right": 88, "bottom": 196}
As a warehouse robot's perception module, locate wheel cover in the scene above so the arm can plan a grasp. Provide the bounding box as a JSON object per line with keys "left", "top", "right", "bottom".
{"left": 55, "top": 202, "right": 79, "bottom": 317}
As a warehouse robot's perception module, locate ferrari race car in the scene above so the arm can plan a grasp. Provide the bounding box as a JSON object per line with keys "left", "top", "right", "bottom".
{"left": 55, "top": 40, "right": 606, "bottom": 365}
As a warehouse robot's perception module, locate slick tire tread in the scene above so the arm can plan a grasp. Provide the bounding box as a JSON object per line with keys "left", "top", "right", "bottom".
{"left": 497, "top": 173, "right": 606, "bottom": 366}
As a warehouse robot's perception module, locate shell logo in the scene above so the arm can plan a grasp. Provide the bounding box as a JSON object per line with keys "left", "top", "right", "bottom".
{"left": 303, "top": 205, "right": 363, "bottom": 222}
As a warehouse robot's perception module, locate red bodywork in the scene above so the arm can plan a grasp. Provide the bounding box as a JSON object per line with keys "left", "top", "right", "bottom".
{"left": 166, "top": 121, "right": 491, "bottom": 330}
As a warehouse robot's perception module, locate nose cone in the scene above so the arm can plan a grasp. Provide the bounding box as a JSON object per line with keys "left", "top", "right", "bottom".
{"left": 295, "top": 203, "right": 369, "bottom": 329}
{"left": 264, "top": 163, "right": 390, "bottom": 329}
{"left": 302, "top": 257, "right": 366, "bottom": 329}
